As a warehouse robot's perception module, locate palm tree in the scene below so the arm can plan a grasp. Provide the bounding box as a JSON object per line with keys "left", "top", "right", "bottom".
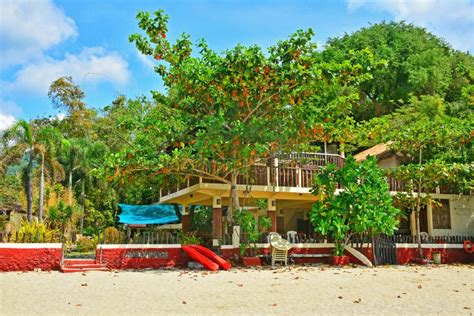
{"left": 1, "top": 121, "right": 64, "bottom": 222}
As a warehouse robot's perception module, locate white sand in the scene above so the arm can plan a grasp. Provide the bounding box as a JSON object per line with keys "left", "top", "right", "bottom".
{"left": 1, "top": 265, "right": 473, "bottom": 315}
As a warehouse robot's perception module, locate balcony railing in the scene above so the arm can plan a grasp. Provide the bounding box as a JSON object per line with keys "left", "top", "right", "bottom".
{"left": 385, "top": 177, "right": 464, "bottom": 195}
{"left": 160, "top": 153, "right": 467, "bottom": 197}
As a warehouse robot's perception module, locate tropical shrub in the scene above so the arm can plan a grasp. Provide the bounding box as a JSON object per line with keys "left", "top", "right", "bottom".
{"left": 235, "top": 209, "right": 271, "bottom": 256}
{"left": 310, "top": 156, "right": 400, "bottom": 256}
{"left": 180, "top": 232, "right": 201, "bottom": 245}
{"left": 103, "top": 226, "right": 121, "bottom": 244}
{"left": 76, "top": 236, "right": 98, "bottom": 252}
{"left": 14, "top": 219, "right": 59, "bottom": 243}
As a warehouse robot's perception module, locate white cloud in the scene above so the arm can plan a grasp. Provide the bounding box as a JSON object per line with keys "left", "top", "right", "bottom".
{"left": 0, "top": 98, "right": 20, "bottom": 130}
{"left": 136, "top": 52, "right": 156, "bottom": 70}
{"left": 347, "top": 0, "right": 474, "bottom": 52}
{"left": 0, "top": 113, "right": 16, "bottom": 131}
{"left": 0, "top": 0, "right": 78, "bottom": 67}
{"left": 9, "top": 47, "right": 130, "bottom": 95}
{"left": 0, "top": 97, "right": 21, "bottom": 116}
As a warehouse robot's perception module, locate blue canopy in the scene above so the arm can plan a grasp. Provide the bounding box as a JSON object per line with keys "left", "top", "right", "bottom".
{"left": 117, "top": 204, "right": 181, "bottom": 225}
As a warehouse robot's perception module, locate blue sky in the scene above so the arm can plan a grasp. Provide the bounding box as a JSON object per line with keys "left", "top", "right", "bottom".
{"left": 1, "top": 0, "right": 473, "bottom": 129}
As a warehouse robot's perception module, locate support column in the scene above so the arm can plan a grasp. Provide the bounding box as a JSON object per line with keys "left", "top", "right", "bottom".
{"left": 267, "top": 198, "right": 277, "bottom": 233}
{"left": 410, "top": 211, "right": 416, "bottom": 237}
{"left": 212, "top": 197, "right": 222, "bottom": 245}
{"left": 181, "top": 205, "right": 190, "bottom": 234}
{"left": 427, "top": 200, "right": 433, "bottom": 236}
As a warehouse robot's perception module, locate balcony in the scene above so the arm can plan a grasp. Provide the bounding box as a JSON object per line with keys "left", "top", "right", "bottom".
{"left": 158, "top": 152, "right": 466, "bottom": 201}
{"left": 176, "top": 153, "right": 341, "bottom": 189}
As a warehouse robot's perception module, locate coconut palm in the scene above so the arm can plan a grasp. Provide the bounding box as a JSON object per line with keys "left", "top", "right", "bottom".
{"left": 1, "top": 121, "right": 64, "bottom": 222}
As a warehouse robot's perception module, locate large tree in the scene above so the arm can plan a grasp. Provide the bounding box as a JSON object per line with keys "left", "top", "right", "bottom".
{"left": 323, "top": 21, "right": 474, "bottom": 120}
{"left": 122, "top": 10, "right": 371, "bottom": 222}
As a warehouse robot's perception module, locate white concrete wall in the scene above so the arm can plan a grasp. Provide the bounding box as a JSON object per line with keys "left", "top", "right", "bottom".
{"left": 431, "top": 195, "right": 474, "bottom": 236}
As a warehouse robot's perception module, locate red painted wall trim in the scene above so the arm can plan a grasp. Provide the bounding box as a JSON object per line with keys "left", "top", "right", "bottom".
{"left": 97, "top": 245, "right": 185, "bottom": 270}
{"left": 0, "top": 244, "right": 62, "bottom": 271}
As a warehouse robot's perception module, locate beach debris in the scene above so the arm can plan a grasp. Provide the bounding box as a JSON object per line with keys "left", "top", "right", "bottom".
{"left": 182, "top": 301, "right": 187, "bottom": 304}
{"left": 353, "top": 298, "right": 362, "bottom": 304}
{"left": 464, "top": 307, "right": 471, "bottom": 310}
{"left": 397, "top": 295, "right": 401, "bottom": 298}
{"left": 452, "top": 289, "right": 459, "bottom": 292}
{"left": 237, "top": 284, "right": 244, "bottom": 287}
{"left": 82, "top": 272, "right": 87, "bottom": 276}
{"left": 75, "top": 304, "right": 82, "bottom": 307}
{"left": 338, "top": 296, "right": 343, "bottom": 299}
{"left": 81, "top": 283, "right": 88, "bottom": 287}
{"left": 417, "top": 285, "right": 422, "bottom": 289}
{"left": 269, "top": 303, "right": 277, "bottom": 307}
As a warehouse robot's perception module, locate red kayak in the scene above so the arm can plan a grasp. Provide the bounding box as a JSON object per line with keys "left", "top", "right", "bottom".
{"left": 189, "top": 244, "right": 232, "bottom": 271}
{"left": 182, "top": 245, "right": 219, "bottom": 271}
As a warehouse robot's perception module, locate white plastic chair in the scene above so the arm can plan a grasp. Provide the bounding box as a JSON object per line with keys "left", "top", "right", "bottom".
{"left": 270, "top": 234, "right": 292, "bottom": 266}
{"left": 267, "top": 232, "right": 280, "bottom": 244}
{"left": 286, "top": 231, "right": 298, "bottom": 243}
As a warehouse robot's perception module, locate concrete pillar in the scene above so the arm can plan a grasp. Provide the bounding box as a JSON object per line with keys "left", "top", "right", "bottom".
{"left": 267, "top": 198, "right": 277, "bottom": 232}
{"left": 427, "top": 201, "right": 433, "bottom": 236}
{"left": 212, "top": 197, "right": 222, "bottom": 242}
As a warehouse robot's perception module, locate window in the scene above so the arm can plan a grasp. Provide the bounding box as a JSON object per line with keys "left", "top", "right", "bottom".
{"left": 432, "top": 199, "right": 451, "bottom": 229}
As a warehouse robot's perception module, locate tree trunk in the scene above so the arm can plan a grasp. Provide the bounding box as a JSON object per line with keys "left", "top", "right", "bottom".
{"left": 68, "top": 171, "right": 73, "bottom": 205}
{"left": 172, "top": 204, "right": 183, "bottom": 222}
{"left": 80, "top": 180, "right": 85, "bottom": 234}
{"left": 26, "top": 152, "right": 33, "bottom": 223}
{"left": 416, "top": 146, "right": 423, "bottom": 258}
{"left": 38, "top": 153, "right": 45, "bottom": 223}
{"left": 415, "top": 201, "right": 422, "bottom": 258}
{"left": 227, "top": 172, "right": 240, "bottom": 223}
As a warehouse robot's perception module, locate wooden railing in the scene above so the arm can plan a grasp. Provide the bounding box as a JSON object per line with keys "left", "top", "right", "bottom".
{"left": 385, "top": 177, "right": 463, "bottom": 195}
{"left": 160, "top": 153, "right": 467, "bottom": 196}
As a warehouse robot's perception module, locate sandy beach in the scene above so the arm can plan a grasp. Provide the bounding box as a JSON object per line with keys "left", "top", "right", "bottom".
{"left": 1, "top": 264, "right": 473, "bottom": 315}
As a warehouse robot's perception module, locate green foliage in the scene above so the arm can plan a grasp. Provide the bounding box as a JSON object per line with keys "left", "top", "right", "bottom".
{"left": 189, "top": 206, "right": 212, "bottom": 233}
{"left": 1, "top": 11, "right": 472, "bottom": 245}
{"left": 15, "top": 219, "right": 59, "bottom": 243}
{"left": 83, "top": 206, "right": 114, "bottom": 236}
{"left": 234, "top": 209, "right": 270, "bottom": 256}
{"left": 103, "top": 227, "right": 121, "bottom": 244}
{"left": 324, "top": 21, "right": 474, "bottom": 120}
{"left": 47, "top": 200, "right": 81, "bottom": 235}
{"left": 76, "top": 236, "right": 98, "bottom": 252}
{"left": 180, "top": 232, "right": 202, "bottom": 245}
{"left": 310, "top": 156, "right": 400, "bottom": 256}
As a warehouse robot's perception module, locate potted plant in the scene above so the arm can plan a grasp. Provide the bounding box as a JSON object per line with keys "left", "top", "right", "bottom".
{"left": 331, "top": 243, "right": 350, "bottom": 266}
{"left": 235, "top": 209, "right": 271, "bottom": 267}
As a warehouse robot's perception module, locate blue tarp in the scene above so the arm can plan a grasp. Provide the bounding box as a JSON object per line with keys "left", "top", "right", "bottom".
{"left": 117, "top": 204, "right": 181, "bottom": 225}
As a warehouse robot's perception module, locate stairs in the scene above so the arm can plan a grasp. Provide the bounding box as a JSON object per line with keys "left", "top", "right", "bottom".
{"left": 61, "top": 259, "right": 109, "bottom": 273}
